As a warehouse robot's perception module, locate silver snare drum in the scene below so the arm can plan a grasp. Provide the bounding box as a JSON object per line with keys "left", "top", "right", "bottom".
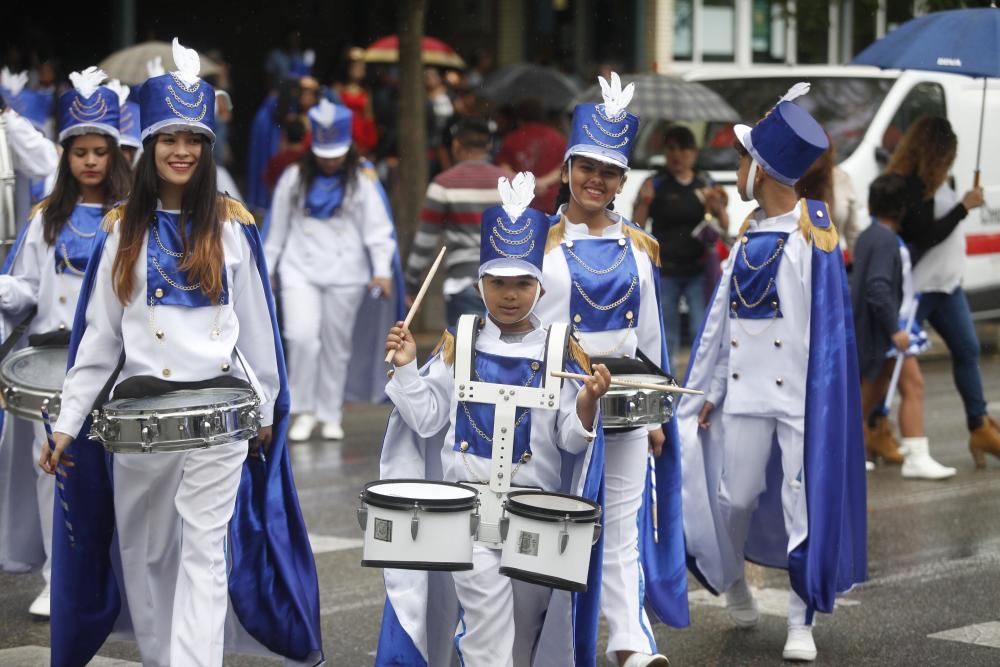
{"left": 600, "top": 374, "right": 676, "bottom": 428}
{"left": 0, "top": 346, "right": 68, "bottom": 421}
{"left": 90, "top": 388, "right": 261, "bottom": 453}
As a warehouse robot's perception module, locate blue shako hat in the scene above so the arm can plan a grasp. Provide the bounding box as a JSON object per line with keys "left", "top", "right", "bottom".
{"left": 565, "top": 72, "right": 639, "bottom": 170}
{"left": 106, "top": 79, "right": 141, "bottom": 149}
{"left": 57, "top": 67, "right": 120, "bottom": 144}
{"left": 1, "top": 68, "right": 53, "bottom": 131}
{"left": 138, "top": 38, "right": 216, "bottom": 142}
{"left": 308, "top": 99, "right": 353, "bottom": 158}
{"left": 479, "top": 173, "right": 549, "bottom": 283}
{"left": 733, "top": 82, "right": 829, "bottom": 186}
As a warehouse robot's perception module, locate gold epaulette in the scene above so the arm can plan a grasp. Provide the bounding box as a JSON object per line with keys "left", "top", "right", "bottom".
{"left": 736, "top": 211, "right": 755, "bottom": 240}
{"left": 545, "top": 217, "right": 566, "bottom": 254}
{"left": 219, "top": 195, "right": 256, "bottom": 226}
{"left": 622, "top": 223, "right": 660, "bottom": 267}
{"left": 28, "top": 198, "right": 49, "bottom": 223}
{"left": 361, "top": 165, "right": 379, "bottom": 182}
{"left": 432, "top": 330, "right": 456, "bottom": 366}
{"left": 798, "top": 199, "right": 839, "bottom": 253}
{"left": 567, "top": 334, "right": 591, "bottom": 373}
{"left": 101, "top": 204, "right": 127, "bottom": 232}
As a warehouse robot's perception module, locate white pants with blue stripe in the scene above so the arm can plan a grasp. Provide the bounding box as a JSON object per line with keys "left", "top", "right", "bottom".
{"left": 452, "top": 544, "right": 551, "bottom": 666}
{"left": 601, "top": 427, "right": 657, "bottom": 660}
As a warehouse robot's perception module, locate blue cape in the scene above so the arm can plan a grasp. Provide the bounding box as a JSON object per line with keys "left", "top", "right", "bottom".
{"left": 246, "top": 95, "right": 281, "bottom": 212}
{"left": 677, "top": 200, "right": 867, "bottom": 619}
{"left": 373, "top": 344, "right": 606, "bottom": 666}
{"left": 49, "top": 220, "right": 324, "bottom": 666}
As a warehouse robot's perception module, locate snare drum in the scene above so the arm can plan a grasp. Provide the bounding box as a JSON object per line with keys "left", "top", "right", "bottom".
{"left": 499, "top": 490, "right": 601, "bottom": 592}
{"left": 600, "top": 374, "right": 676, "bottom": 428}
{"left": 358, "top": 479, "right": 479, "bottom": 571}
{"left": 89, "top": 387, "right": 260, "bottom": 453}
{"left": 0, "top": 346, "right": 68, "bottom": 421}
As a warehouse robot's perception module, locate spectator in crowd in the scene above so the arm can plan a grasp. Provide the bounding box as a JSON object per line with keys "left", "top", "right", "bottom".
{"left": 424, "top": 67, "right": 453, "bottom": 176}
{"left": 496, "top": 97, "right": 567, "bottom": 214}
{"left": 632, "top": 125, "right": 728, "bottom": 369}
{"left": 405, "top": 118, "right": 505, "bottom": 326}
{"left": 263, "top": 116, "right": 308, "bottom": 192}
{"left": 332, "top": 47, "right": 378, "bottom": 157}
{"left": 796, "top": 136, "right": 862, "bottom": 256}
{"left": 436, "top": 81, "right": 480, "bottom": 171}
{"left": 886, "top": 116, "right": 1000, "bottom": 468}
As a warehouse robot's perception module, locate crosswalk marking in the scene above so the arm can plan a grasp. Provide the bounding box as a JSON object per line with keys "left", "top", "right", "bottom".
{"left": 928, "top": 622, "right": 1000, "bottom": 649}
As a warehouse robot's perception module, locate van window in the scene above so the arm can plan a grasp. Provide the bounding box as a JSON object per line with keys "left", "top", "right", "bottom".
{"left": 630, "top": 77, "right": 894, "bottom": 171}
{"left": 880, "top": 82, "right": 948, "bottom": 154}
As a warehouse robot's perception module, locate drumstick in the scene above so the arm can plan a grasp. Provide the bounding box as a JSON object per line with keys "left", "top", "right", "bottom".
{"left": 385, "top": 246, "right": 447, "bottom": 364}
{"left": 648, "top": 452, "right": 659, "bottom": 544}
{"left": 41, "top": 402, "right": 75, "bottom": 548}
{"left": 549, "top": 370, "right": 705, "bottom": 396}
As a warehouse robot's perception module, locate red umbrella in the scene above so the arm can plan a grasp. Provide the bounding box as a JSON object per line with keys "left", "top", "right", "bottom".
{"left": 363, "top": 35, "right": 466, "bottom": 69}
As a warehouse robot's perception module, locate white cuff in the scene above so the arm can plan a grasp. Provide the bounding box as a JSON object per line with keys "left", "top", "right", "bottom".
{"left": 390, "top": 359, "right": 422, "bottom": 390}
{"left": 53, "top": 409, "right": 87, "bottom": 440}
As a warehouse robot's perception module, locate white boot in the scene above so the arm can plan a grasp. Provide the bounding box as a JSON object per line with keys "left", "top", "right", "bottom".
{"left": 289, "top": 414, "right": 318, "bottom": 442}
{"left": 901, "top": 437, "right": 956, "bottom": 480}
{"left": 783, "top": 624, "right": 817, "bottom": 661}
{"left": 725, "top": 578, "right": 759, "bottom": 627}
{"left": 321, "top": 422, "right": 344, "bottom": 440}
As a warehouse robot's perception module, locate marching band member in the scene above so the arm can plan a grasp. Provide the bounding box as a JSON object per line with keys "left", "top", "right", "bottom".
{"left": 39, "top": 39, "right": 322, "bottom": 667}
{"left": 677, "top": 84, "right": 867, "bottom": 662}
{"left": 106, "top": 79, "right": 142, "bottom": 166}
{"left": 0, "top": 66, "right": 130, "bottom": 617}
{"left": 534, "top": 73, "right": 688, "bottom": 667}
{"left": 376, "top": 173, "right": 610, "bottom": 666}
{"left": 265, "top": 98, "right": 401, "bottom": 442}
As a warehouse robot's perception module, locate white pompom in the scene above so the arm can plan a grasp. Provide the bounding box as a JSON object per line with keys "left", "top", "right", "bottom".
{"left": 105, "top": 79, "right": 131, "bottom": 107}
{"left": 498, "top": 172, "right": 536, "bottom": 222}
{"left": 68, "top": 66, "right": 107, "bottom": 100}
{"left": 779, "top": 82, "right": 811, "bottom": 104}
{"left": 171, "top": 37, "right": 202, "bottom": 86}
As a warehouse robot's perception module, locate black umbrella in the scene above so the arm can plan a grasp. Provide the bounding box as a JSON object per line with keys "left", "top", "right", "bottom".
{"left": 571, "top": 73, "right": 740, "bottom": 123}
{"left": 481, "top": 64, "right": 583, "bottom": 110}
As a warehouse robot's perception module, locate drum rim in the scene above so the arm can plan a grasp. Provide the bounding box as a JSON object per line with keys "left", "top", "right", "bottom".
{"left": 505, "top": 490, "right": 600, "bottom": 521}
{"left": 101, "top": 387, "right": 258, "bottom": 414}
{"left": 363, "top": 478, "right": 479, "bottom": 511}
{"left": 0, "top": 345, "right": 69, "bottom": 393}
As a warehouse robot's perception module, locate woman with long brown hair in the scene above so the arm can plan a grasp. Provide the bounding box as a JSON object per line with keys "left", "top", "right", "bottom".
{"left": 886, "top": 115, "right": 1000, "bottom": 468}
{"left": 39, "top": 40, "right": 322, "bottom": 666}
{"left": 0, "top": 66, "right": 129, "bottom": 618}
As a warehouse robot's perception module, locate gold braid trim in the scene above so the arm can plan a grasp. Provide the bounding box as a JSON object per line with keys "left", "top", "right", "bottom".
{"left": 622, "top": 223, "right": 660, "bottom": 267}
{"left": 736, "top": 210, "right": 756, "bottom": 239}
{"left": 545, "top": 217, "right": 566, "bottom": 254}
{"left": 28, "top": 198, "right": 49, "bottom": 223}
{"left": 798, "top": 199, "right": 839, "bottom": 253}
{"left": 218, "top": 195, "right": 256, "bottom": 226}
{"left": 101, "top": 204, "right": 126, "bottom": 232}
{"left": 361, "top": 165, "right": 379, "bottom": 182}
{"left": 432, "top": 330, "right": 456, "bottom": 366}
{"left": 567, "top": 334, "right": 591, "bottom": 373}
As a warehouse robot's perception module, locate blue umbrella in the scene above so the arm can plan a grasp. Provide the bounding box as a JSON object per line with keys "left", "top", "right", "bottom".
{"left": 852, "top": 5, "right": 1000, "bottom": 185}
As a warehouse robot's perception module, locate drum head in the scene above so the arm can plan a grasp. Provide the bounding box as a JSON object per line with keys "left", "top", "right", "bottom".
{"left": 612, "top": 374, "right": 676, "bottom": 388}
{"left": 506, "top": 491, "right": 600, "bottom": 520}
{"left": 107, "top": 388, "right": 255, "bottom": 413}
{"left": 0, "top": 346, "right": 68, "bottom": 393}
{"left": 364, "top": 479, "right": 477, "bottom": 511}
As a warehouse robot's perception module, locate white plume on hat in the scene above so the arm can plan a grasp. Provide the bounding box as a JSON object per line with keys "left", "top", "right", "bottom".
{"left": 309, "top": 98, "right": 336, "bottom": 127}
{"left": 146, "top": 56, "right": 165, "bottom": 79}
{"left": 1, "top": 67, "right": 28, "bottom": 96}
{"left": 105, "top": 79, "right": 130, "bottom": 107}
{"left": 779, "top": 82, "right": 811, "bottom": 104}
{"left": 498, "top": 172, "right": 536, "bottom": 223}
{"left": 598, "top": 72, "right": 635, "bottom": 118}
{"left": 68, "top": 66, "right": 107, "bottom": 99}
{"left": 171, "top": 38, "right": 201, "bottom": 87}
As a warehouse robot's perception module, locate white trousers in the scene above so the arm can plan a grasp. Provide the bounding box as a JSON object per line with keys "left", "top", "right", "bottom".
{"left": 600, "top": 427, "right": 657, "bottom": 658}
{"left": 31, "top": 422, "right": 53, "bottom": 585}
{"left": 718, "top": 413, "right": 810, "bottom": 626}
{"left": 280, "top": 265, "right": 365, "bottom": 425}
{"left": 113, "top": 439, "right": 247, "bottom": 667}
{"left": 452, "top": 544, "right": 552, "bottom": 667}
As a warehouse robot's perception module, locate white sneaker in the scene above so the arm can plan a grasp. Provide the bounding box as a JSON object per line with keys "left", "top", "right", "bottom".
{"left": 29, "top": 584, "right": 50, "bottom": 618}
{"left": 901, "top": 437, "right": 957, "bottom": 480}
{"left": 725, "top": 578, "right": 759, "bottom": 627}
{"left": 622, "top": 653, "right": 669, "bottom": 667}
{"left": 289, "top": 414, "right": 317, "bottom": 442}
{"left": 782, "top": 624, "right": 817, "bottom": 661}
{"left": 321, "top": 422, "right": 344, "bottom": 440}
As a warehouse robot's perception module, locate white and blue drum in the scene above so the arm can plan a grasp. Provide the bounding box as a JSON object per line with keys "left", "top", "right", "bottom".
{"left": 499, "top": 490, "right": 601, "bottom": 592}
{"left": 358, "top": 479, "right": 480, "bottom": 571}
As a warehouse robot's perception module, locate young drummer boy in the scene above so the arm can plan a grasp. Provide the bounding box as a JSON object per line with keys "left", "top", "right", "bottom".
{"left": 377, "top": 173, "right": 611, "bottom": 666}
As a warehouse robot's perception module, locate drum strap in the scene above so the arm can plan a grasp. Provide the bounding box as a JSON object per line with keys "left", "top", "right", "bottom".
{"left": 0, "top": 305, "right": 37, "bottom": 362}
{"left": 91, "top": 351, "right": 125, "bottom": 412}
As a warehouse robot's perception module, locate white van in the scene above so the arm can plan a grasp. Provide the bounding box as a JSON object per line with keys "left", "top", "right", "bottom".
{"left": 617, "top": 65, "right": 1000, "bottom": 319}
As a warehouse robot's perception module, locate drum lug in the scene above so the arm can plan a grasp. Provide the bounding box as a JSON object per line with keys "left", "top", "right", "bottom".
{"left": 559, "top": 515, "right": 570, "bottom": 555}
{"left": 4, "top": 386, "right": 18, "bottom": 407}
{"left": 592, "top": 523, "right": 602, "bottom": 545}
{"left": 470, "top": 506, "right": 480, "bottom": 537}
{"left": 356, "top": 497, "right": 368, "bottom": 531}
{"left": 499, "top": 510, "right": 509, "bottom": 542}
{"left": 410, "top": 502, "right": 421, "bottom": 540}
{"left": 240, "top": 409, "right": 260, "bottom": 429}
